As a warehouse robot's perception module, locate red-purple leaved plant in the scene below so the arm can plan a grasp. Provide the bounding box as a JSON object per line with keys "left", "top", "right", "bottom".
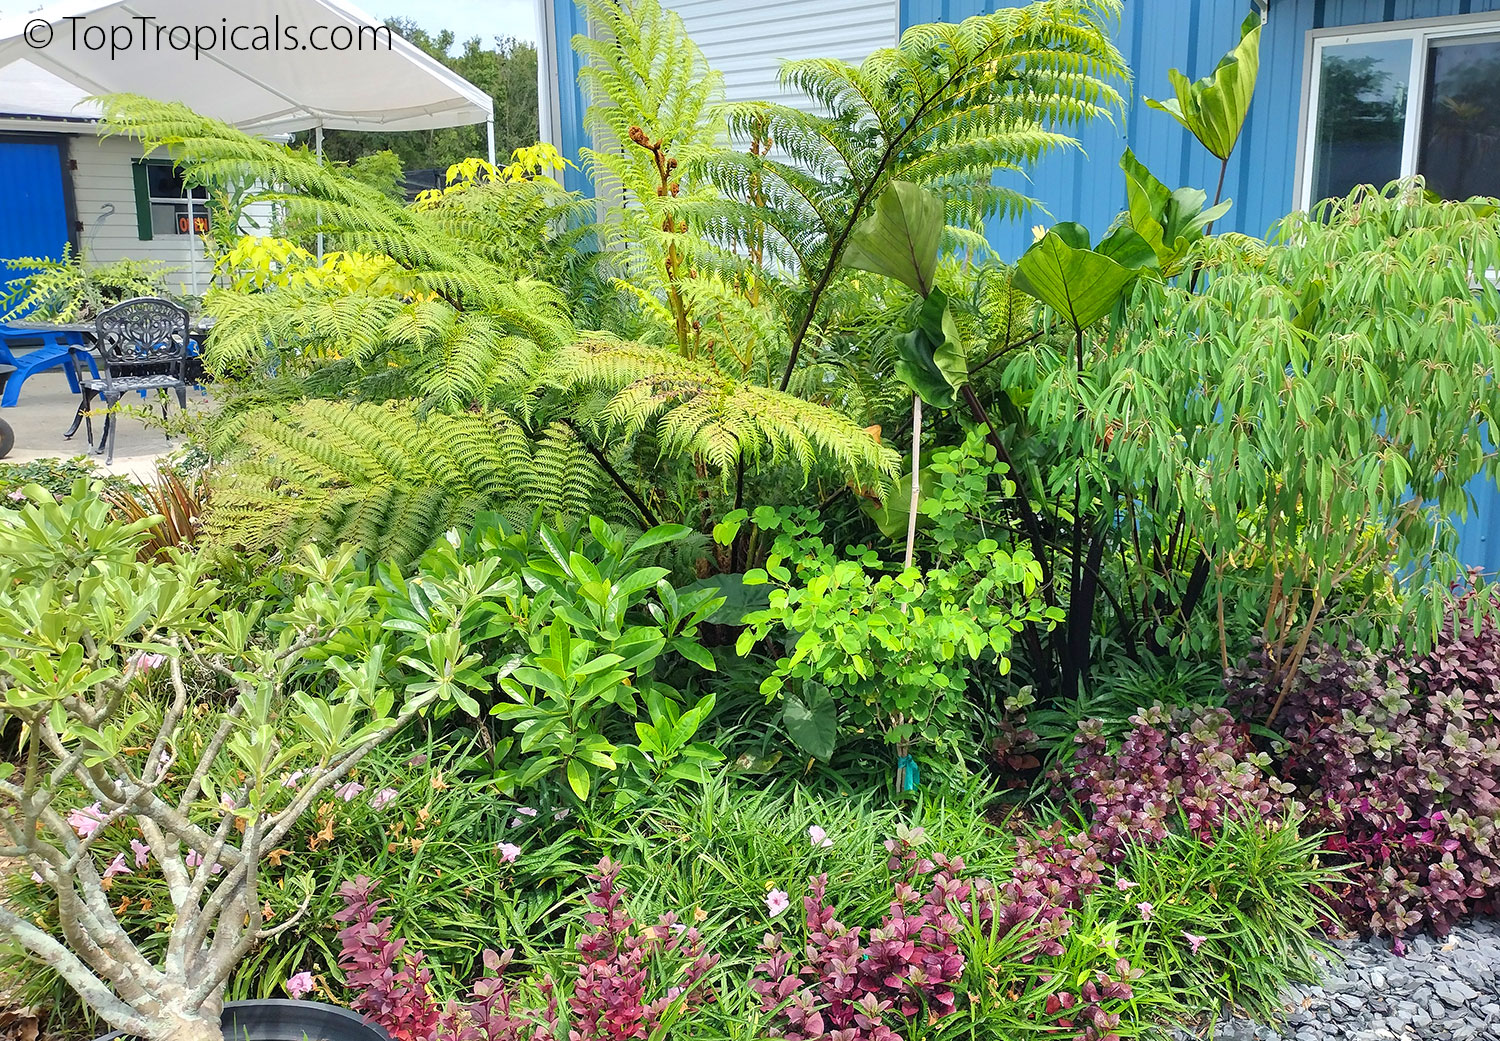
{"left": 752, "top": 829, "right": 1135, "bottom": 1041}
{"left": 335, "top": 859, "right": 715, "bottom": 1041}
{"left": 1063, "top": 705, "right": 1295, "bottom": 859}
{"left": 1231, "top": 609, "right": 1500, "bottom": 939}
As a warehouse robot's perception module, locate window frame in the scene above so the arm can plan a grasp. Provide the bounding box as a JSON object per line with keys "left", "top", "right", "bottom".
{"left": 130, "top": 158, "right": 208, "bottom": 242}
{"left": 1295, "top": 11, "right": 1500, "bottom": 211}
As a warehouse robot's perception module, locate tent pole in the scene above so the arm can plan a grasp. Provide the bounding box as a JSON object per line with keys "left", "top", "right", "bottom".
{"left": 487, "top": 117, "right": 496, "bottom": 169}
{"left": 315, "top": 123, "right": 325, "bottom": 263}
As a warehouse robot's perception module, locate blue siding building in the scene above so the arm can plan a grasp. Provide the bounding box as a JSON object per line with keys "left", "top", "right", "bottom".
{"left": 538, "top": 0, "right": 1500, "bottom": 567}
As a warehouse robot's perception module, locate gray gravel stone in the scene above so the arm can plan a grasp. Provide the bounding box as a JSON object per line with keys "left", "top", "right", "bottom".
{"left": 1171, "top": 917, "right": 1500, "bottom": 1041}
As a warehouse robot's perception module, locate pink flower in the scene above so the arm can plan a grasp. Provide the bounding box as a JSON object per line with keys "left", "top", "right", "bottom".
{"left": 30, "top": 871, "right": 43, "bottom": 884}
{"left": 128, "top": 651, "right": 167, "bottom": 672}
{"left": 68, "top": 803, "right": 105, "bottom": 838}
{"left": 185, "top": 850, "right": 222, "bottom": 875}
{"left": 130, "top": 838, "right": 151, "bottom": 868}
{"left": 370, "top": 788, "right": 399, "bottom": 811}
{"left": 1183, "top": 931, "right": 1207, "bottom": 954}
{"left": 766, "top": 889, "right": 791, "bottom": 917}
{"left": 808, "top": 825, "right": 832, "bottom": 849}
{"left": 285, "top": 971, "right": 315, "bottom": 999}
{"left": 497, "top": 842, "right": 521, "bottom": 863}
{"left": 7, "top": 489, "right": 26, "bottom": 502}
{"left": 1136, "top": 902, "right": 1155, "bottom": 921}
{"left": 1114, "top": 877, "right": 1138, "bottom": 891}
{"left": 516, "top": 806, "right": 538, "bottom": 817}
{"left": 104, "top": 853, "right": 132, "bottom": 878}
{"left": 335, "top": 781, "right": 364, "bottom": 802}
{"left": 281, "top": 770, "right": 305, "bottom": 790}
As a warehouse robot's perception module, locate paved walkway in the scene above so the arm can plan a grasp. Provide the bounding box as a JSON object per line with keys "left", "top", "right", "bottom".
{"left": 0, "top": 365, "right": 209, "bottom": 480}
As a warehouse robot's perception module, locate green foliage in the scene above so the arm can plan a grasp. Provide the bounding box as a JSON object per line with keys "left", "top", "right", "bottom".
{"left": 1016, "top": 181, "right": 1500, "bottom": 696}
{"left": 697, "top": 0, "right": 1126, "bottom": 382}
{"left": 1013, "top": 221, "right": 1155, "bottom": 335}
{"left": 1, "top": 244, "right": 176, "bottom": 323}
{"left": 0, "top": 482, "right": 429, "bottom": 1040}
{"left": 295, "top": 512, "right": 725, "bottom": 809}
{"left": 1086, "top": 817, "right": 1334, "bottom": 1024}
{"left": 841, "top": 181, "right": 944, "bottom": 297}
{"left": 203, "top": 401, "right": 619, "bottom": 566}
{"left": 1144, "top": 11, "right": 1262, "bottom": 161}
{"left": 1118, "top": 149, "right": 1232, "bottom": 275}
{"left": 734, "top": 483, "right": 1057, "bottom": 760}
{"left": 575, "top": 0, "right": 726, "bottom": 355}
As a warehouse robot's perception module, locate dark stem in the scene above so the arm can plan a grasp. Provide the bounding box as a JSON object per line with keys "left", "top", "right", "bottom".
{"left": 731, "top": 453, "right": 747, "bottom": 573}
{"left": 565, "top": 421, "right": 662, "bottom": 529}
{"left": 1065, "top": 525, "right": 1108, "bottom": 691}
{"left": 777, "top": 56, "right": 1015, "bottom": 391}
{"left": 1187, "top": 156, "right": 1231, "bottom": 295}
{"left": 968, "top": 329, "right": 1046, "bottom": 377}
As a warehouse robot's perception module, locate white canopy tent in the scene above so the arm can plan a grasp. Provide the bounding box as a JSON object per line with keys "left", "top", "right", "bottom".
{"left": 0, "top": 0, "right": 494, "bottom": 142}
{"left": 0, "top": 0, "right": 495, "bottom": 287}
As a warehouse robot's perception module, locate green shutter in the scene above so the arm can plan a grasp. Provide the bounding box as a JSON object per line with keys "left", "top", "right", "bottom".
{"left": 130, "top": 160, "right": 153, "bottom": 240}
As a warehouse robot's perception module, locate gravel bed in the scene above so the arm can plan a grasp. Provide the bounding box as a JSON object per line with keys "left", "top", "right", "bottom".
{"left": 1174, "top": 919, "right": 1500, "bottom": 1041}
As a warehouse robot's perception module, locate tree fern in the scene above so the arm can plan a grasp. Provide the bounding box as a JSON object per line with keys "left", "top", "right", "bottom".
{"left": 564, "top": 335, "right": 899, "bottom": 481}
{"left": 691, "top": 0, "right": 1128, "bottom": 387}
{"left": 575, "top": 0, "right": 732, "bottom": 355}
{"left": 205, "top": 401, "right": 624, "bottom": 565}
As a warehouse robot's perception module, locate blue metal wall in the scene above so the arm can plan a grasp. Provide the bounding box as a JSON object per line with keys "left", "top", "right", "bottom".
{"left": 901, "top": 0, "right": 1500, "bottom": 259}
{"left": 551, "top": 0, "right": 594, "bottom": 196}
{"left": 0, "top": 139, "right": 71, "bottom": 268}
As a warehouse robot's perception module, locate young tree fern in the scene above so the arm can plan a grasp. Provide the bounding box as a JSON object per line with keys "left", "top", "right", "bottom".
{"left": 575, "top": 0, "right": 730, "bottom": 355}
{"left": 692, "top": 0, "right": 1128, "bottom": 389}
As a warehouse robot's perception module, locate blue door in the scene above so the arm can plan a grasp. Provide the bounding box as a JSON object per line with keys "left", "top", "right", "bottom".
{"left": 0, "top": 138, "right": 71, "bottom": 276}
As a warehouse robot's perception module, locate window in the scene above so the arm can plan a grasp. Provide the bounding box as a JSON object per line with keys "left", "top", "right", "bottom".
{"left": 130, "top": 159, "right": 208, "bottom": 241}
{"left": 1300, "top": 16, "right": 1500, "bottom": 208}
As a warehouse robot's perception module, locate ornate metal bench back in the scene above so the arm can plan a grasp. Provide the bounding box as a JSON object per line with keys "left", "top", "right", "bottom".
{"left": 94, "top": 298, "right": 190, "bottom": 391}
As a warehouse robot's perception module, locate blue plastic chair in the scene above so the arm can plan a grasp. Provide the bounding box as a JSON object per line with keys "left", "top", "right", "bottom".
{"left": 0, "top": 324, "right": 99, "bottom": 407}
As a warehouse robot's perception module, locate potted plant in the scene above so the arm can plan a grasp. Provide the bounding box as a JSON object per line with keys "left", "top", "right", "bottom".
{"left": 0, "top": 482, "right": 428, "bottom": 1041}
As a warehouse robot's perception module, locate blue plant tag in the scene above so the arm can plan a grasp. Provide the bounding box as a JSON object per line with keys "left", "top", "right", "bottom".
{"left": 897, "top": 754, "right": 919, "bottom": 791}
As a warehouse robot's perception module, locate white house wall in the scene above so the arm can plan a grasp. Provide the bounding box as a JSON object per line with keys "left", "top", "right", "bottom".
{"left": 667, "top": 0, "right": 898, "bottom": 111}
{"left": 68, "top": 133, "right": 270, "bottom": 294}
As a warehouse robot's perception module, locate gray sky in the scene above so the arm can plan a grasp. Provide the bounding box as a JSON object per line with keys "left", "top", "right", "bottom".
{"left": 0, "top": 1, "right": 539, "bottom": 48}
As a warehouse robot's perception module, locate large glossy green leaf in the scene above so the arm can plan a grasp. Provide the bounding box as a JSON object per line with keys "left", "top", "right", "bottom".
{"left": 893, "top": 289, "right": 967, "bottom": 408}
{"left": 841, "top": 181, "right": 944, "bottom": 296}
{"left": 859, "top": 466, "right": 937, "bottom": 539}
{"left": 783, "top": 683, "right": 838, "bottom": 761}
{"left": 1013, "top": 223, "right": 1141, "bottom": 333}
{"left": 1145, "top": 12, "right": 1262, "bottom": 160}
{"left": 1120, "top": 149, "right": 1232, "bottom": 272}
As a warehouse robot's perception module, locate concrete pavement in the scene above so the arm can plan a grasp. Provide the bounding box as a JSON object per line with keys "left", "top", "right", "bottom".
{"left": 0, "top": 363, "right": 210, "bottom": 481}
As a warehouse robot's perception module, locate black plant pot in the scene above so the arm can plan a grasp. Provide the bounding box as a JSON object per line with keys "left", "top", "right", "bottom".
{"left": 95, "top": 999, "right": 389, "bottom": 1041}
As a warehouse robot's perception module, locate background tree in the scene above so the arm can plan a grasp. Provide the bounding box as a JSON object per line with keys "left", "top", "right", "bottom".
{"left": 303, "top": 20, "right": 539, "bottom": 181}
